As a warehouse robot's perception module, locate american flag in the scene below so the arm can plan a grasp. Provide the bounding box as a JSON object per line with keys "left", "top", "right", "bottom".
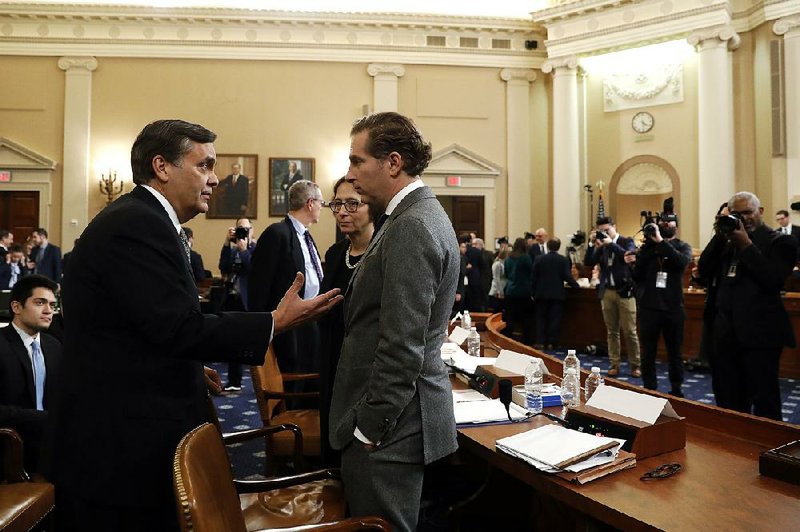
{"left": 596, "top": 181, "right": 606, "bottom": 219}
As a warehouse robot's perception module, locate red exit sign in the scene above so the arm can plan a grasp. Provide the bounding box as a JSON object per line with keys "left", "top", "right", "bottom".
{"left": 0, "top": 170, "right": 11, "bottom": 182}
{"left": 446, "top": 175, "right": 461, "bottom": 187}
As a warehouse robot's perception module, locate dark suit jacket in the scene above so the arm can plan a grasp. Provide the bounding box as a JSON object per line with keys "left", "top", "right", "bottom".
{"left": 219, "top": 174, "right": 249, "bottom": 215}
{"left": 189, "top": 249, "right": 206, "bottom": 283}
{"left": 583, "top": 235, "right": 636, "bottom": 299}
{"left": 249, "top": 216, "right": 319, "bottom": 373}
{"left": 697, "top": 224, "right": 797, "bottom": 349}
{"left": 56, "top": 185, "right": 273, "bottom": 509}
{"left": 0, "top": 325, "right": 62, "bottom": 472}
{"left": 528, "top": 242, "right": 546, "bottom": 263}
{"left": 31, "top": 243, "right": 62, "bottom": 283}
{"left": 632, "top": 238, "right": 692, "bottom": 312}
{"left": 531, "top": 251, "right": 579, "bottom": 301}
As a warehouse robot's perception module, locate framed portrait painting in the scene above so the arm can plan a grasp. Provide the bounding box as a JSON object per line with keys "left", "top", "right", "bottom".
{"left": 269, "top": 158, "right": 315, "bottom": 217}
{"left": 207, "top": 154, "right": 258, "bottom": 219}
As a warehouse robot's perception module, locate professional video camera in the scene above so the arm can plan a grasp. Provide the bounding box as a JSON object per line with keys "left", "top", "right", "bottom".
{"left": 569, "top": 230, "right": 586, "bottom": 247}
{"left": 640, "top": 197, "right": 678, "bottom": 238}
{"left": 715, "top": 212, "right": 741, "bottom": 235}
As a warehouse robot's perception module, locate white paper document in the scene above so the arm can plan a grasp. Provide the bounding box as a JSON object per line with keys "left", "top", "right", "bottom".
{"left": 448, "top": 326, "right": 470, "bottom": 345}
{"left": 586, "top": 384, "right": 679, "bottom": 425}
{"left": 441, "top": 344, "right": 497, "bottom": 374}
{"left": 496, "top": 424, "right": 621, "bottom": 471}
{"left": 496, "top": 349, "right": 550, "bottom": 375}
{"left": 453, "top": 397, "right": 528, "bottom": 424}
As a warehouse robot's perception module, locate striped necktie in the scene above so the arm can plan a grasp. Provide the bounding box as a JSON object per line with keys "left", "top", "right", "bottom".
{"left": 303, "top": 230, "right": 323, "bottom": 283}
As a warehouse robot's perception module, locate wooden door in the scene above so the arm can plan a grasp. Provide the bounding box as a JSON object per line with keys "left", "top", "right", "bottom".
{"left": 0, "top": 191, "right": 39, "bottom": 242}
{"left": 451, "top": 196, "right": 484, "bottom": 238}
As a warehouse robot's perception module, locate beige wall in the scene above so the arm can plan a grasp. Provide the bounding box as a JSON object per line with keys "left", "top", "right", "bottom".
{"left": 0, "top": 56, "right": 65, "bottom": 245}
{"left": 583, "top": 55, "right": 700, "bottom": 247}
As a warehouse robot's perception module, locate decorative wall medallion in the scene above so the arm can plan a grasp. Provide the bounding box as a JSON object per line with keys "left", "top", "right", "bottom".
{"left": 604, "top": 63, "right": 684, "bottom": 112}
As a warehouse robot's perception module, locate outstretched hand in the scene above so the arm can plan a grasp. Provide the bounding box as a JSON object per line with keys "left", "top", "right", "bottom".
{"left": 272, "top": 272, "right": 343, "bottom": 335}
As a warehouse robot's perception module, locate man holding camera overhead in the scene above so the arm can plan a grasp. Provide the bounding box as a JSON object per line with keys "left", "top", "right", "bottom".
{"left": 697, "top": 191, "right": 797, "bottom": 420}
{"left": 630, "top": 200, "right": 692, "bottom": 397}
{"left": 584, "top": 216, "right": 641, "bottom": 377}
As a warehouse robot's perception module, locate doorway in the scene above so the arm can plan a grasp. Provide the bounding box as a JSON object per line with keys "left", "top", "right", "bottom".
{"left": 0, "top": 191, "right": 39, "bottom": 243}
{"left": 437, "top": 195, "right": 485, "bottom": 238}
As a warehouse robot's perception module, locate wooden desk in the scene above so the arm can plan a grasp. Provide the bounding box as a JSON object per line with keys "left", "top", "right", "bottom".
{"left": 559, "top": 287, "right": 800, "bottom": 379}
{"left": 457, "top": 314, "right": 800, "bottom": 530}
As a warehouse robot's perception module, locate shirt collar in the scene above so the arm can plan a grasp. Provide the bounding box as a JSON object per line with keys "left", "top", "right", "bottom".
{"left": 385, "top": 179, "right": 424, "bottom": 216}
{"left": 11, "top": 322, "right": 38, "bottom": 348}
{"left": 141, "top": 184, "right": 182, "bottom": 234}
{"left": 287, "top": 214, "right": 308, "bottom": 235}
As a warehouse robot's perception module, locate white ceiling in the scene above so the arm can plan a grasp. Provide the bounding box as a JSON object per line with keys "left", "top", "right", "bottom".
{"left": 25, "top": 0, "right": 541, "bottom": 18}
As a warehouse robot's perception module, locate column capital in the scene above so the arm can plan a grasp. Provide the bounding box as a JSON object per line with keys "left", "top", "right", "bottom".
{"left": 687, "top": 25, "right": 740, "bottom": 52}
{"left": 367, "top": 63, "right": 405, "bottom": 78}
{"left": 500, "top": 68, "right": 536, "bottom": 83}
{"left": 774, "top": 16, "right": 800, "bottom": 37}
{"left": 58, "top": 56, "right": 98, "bottom": 72}
{"left": 541, "top": 56, "right": 578, "bottom": 74}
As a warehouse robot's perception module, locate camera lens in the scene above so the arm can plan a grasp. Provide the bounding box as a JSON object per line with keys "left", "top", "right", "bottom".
{"left": 643, "top": 224, "right": 656, "bottom": 238}
{"left": 716, "top": 214, "right": 740, "bottom": 234}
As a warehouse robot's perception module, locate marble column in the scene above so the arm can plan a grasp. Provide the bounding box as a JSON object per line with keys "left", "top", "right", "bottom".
{"left": 688, "top": 26, "right": 739, "bottom": 235}
{"left": 501, "top": 69, "right": 537, "bottom": 240}
{"left": 367, "top": 64, "right": 405, "bottom": 113}
{"left": 775, "top": 16, "right": 800, "bottom": 207}
{"left": 58, "top": 56, "right": 97, "bottom": 250}
{"left": 542, "top": 56, "right": 580, "bottom": 240}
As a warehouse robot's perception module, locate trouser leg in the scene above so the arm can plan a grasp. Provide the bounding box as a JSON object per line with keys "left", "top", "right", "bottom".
{"left": 601, "top": 289, "right": 621, "bottom": 365}
{"left": 618, "top": 295, "right": 641, "bottom": 366}
{"left": 663, "top": 311, "right": 685, "bottom": 391}
{"left": 744, "top": 347, "right": 782, "bottom": 421}
{"left": 638, "top": 308, "right": 660, "bottom": 390}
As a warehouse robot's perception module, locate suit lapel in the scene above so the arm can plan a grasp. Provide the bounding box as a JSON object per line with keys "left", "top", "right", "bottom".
{"left": 285, "top": 217, "right": 306, "bottom": 276}
{"left": 4, "top": 326, "right": 36, "bottom": 406}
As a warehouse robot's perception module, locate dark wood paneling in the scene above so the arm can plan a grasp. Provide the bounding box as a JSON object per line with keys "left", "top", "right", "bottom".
{"left": 0, "top": 191, "right": 39, "bottom": 241}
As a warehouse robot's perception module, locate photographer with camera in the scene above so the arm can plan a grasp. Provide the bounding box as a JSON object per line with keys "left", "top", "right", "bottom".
{"left": 584, "top": 216, "right": 641, "bottom": 377}
{"left": 631, "top": 200, "right": 692, "bottom": 396}
{"left": 218, "top": 217, "right": 256, "bottom": 391}
{"left": 696, "top": 191, "right": 797, "bottom": 420}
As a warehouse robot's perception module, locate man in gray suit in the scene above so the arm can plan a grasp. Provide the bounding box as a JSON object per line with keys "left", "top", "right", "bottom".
{"left": 329, "top": 112, "right": 459, "bottom": 531}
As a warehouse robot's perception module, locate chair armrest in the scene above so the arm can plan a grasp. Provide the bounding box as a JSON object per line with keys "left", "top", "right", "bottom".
{"left": 255, "top": 516, "right": 391, "bottom": 531}
{"left": 233, "top": 467, "right": 341, "bottom": 493}
{"left": 0, "top": 427, "right": 30, "bottom": 482}
{"left": 222, "top": 423, "right": 305, "bottom": 471}
{"left": 282, "top": 372, "right": 321, "bottom": 382}
{"left": 263, "top": 391, "right": 320, "bottom": 401}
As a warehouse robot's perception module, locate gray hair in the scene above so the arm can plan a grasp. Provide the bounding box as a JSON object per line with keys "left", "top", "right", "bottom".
{"left": 728, "top": 191, "right": 760, "bottom": 210}
{"left": 288, "top": 180, "right": 321, "bottom": 211}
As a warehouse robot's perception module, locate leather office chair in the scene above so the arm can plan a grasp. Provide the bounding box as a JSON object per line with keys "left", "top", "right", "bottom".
{"left": 250, "top": 345, "right": 321, "bottom": 471}
{"left": 173, "top": 423, "right": 390, "bottom": 532}
{"left": 0, "top": 428, "right": 55, "bottom": 532}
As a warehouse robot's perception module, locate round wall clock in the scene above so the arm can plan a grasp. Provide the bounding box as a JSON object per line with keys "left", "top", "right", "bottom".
{"left": 632, "top": 111, "right": 654, "bottom": 134}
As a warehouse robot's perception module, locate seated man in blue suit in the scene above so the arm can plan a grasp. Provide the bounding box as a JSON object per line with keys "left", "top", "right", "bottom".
{"left": 0, "top": 274, "right": 61, "bottom": 473}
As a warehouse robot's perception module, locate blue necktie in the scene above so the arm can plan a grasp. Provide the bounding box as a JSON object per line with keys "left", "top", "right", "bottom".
{"left": 31, "top": 339, "right": 45, "bottom": 411}
{"left": 303, "top": 230, "right": 323, "bottom": 283}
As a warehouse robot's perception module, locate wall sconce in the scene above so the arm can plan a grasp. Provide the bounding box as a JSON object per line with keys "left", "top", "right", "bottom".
{"left": 99, "top": 170, "right": 124, "bottom": 204}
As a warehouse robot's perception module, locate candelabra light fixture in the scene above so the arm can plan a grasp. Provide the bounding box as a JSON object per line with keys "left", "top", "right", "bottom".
{"left": 99, "top": 170, "right": 124, "bottom": 204}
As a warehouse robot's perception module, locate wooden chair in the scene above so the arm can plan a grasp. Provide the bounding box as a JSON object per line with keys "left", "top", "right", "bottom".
{"left": 173, "top": 423, "right": 390, "bottom": 532}
{"left": 0, "top": 428, "right": 54, "bottom": 532}
{"left": 250, "top": 345, "right": 321, "bottom": 471}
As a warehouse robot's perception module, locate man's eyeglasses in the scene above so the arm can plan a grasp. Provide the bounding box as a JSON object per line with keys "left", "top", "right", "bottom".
{"left": 329, "top": 200, "right": 363, "bottom": 213}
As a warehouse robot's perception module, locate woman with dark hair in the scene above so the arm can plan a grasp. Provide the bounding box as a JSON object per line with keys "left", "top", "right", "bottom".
{"left": 503, "top": 237, "right": 533, "bottom": 344}
{"left": 319, "top": 176, "right": 374, "bottom": 466}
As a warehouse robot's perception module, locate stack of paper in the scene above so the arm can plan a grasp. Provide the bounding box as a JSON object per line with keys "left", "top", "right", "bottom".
{"left": 452, "top": 390, "right": 529, "bottom": 424}
{"left": 496, "top": 424, "right": 621, "bottom": 472}
{"left": 512, "top": 383, "right": 563, "bottom": 408}
{"left": 556, "top": 449, "right": 637, "bottom": 484}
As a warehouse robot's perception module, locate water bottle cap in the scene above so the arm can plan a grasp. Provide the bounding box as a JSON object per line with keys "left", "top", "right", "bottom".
{"left": 591, "top": 366, "right": 600, "bottom": 373}
{"left": 568, "top": 349, "right": 576, "bottom": 356}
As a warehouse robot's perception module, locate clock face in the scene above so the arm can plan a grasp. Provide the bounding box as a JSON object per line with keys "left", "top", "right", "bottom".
{"left": 632, "top": 111, "right": 654, "bottom": 134}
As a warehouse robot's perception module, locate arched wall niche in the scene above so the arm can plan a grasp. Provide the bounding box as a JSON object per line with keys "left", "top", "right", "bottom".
{"left": 607, "top": 155, "right": 681, "bottom": 240}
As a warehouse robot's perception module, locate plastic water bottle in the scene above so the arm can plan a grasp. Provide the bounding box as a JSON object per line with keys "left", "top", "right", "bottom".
{"left": 561, "top": 367, "right": 580, "bottom": 408}
{"left": 564, "top": 349, "right": 580, "bottom": 378}
{"left": 462, "top": 310, "right": 472, "bottom": 330}
{"left": 467, "top": 327, "right": 481, "bottom": 357}
{"left": 524, "top": 359, "right": 543, "bottom": 414}
{"left": 585, "top": 366, "right": 604, "bottom": 401}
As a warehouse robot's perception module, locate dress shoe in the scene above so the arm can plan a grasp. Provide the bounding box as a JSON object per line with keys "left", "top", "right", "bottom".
{"left": 608, "top": 365, "right": 620, "bottom": 376}
{"left": 631, "top": 367, "right": 642, "bottom": 378}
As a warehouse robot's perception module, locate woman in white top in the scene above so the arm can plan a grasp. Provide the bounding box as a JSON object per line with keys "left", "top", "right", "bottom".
{"left": 488, "top": 247, "right": 509, "bottom": 312}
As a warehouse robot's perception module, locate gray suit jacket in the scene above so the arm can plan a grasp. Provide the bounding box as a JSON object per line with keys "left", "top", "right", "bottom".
{"left": 329, "top": 186, "right": 459, "bottom": 465}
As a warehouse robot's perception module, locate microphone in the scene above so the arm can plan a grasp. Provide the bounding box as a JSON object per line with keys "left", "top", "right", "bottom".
{"left": 499, "top": 379, "right": 514, "bottom": 422}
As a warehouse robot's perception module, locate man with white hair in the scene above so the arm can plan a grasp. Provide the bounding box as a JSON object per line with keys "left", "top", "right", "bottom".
{"left": 697, "top": 191, "right": 797, "bottom": 420}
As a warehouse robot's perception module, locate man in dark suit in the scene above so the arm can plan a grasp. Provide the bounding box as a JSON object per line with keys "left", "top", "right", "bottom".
{"left": 527, "top": 227, "right": 549, "bottom": 263}
{"left": 530, "top": 238, "right": 579, "bottom": 348}
{"left": 699, "top": 192, "right": 796, "bottom": 420}
{"left": 776, "top": 209, "right": 800, "bottom": 261}
{"left": 29, "top": 228, "right": 62, "bottom": 284}
{"left": 0, "top": 275, "right": 61, "bottom": 473}
{"left": 460, "top": 234, "right": 484, "bottom": 311}
{"left": 0, "top": 244, "right": 28, "bottom": 290}
{"left": 181, "top": 226, "right": 207, "bottom": 283}
{"left": 330, "top": 112, "right": 459, "bottom": 531}
{"left": 217, "top": 163, "right": 250, "bottom": 216}
{"left": 0, "top": 229, "right": 12, "bottom": 261}
{"left": 54, "top": 119, "right": 341, "bottom": 531}
{"left": 249, "top": 180, "right": 324, "bottom": 377}
{"left": 631, "top": 218, "right": 692, "bottom": 396}
{"left": 584, "top": 216, "right": 641, "bottom": 377}
{"left": 280, "top": 160, "right": 304, "bottom": 210}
